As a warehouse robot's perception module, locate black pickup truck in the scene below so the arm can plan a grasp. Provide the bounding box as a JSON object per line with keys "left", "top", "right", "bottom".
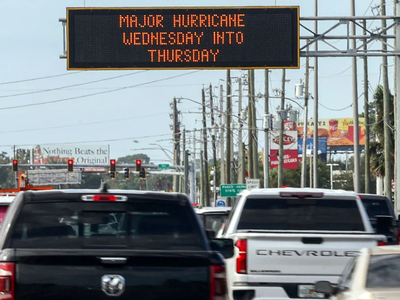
{"left": 359, "top": 193, "right": 400, "bottom": 245}
{"left": 0, "top": 185, "right": 233, "bottom": 300}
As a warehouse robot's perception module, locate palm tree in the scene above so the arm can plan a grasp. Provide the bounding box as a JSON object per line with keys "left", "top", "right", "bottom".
{"left": 369, "top": 85, "right": 394, "bottom": 178}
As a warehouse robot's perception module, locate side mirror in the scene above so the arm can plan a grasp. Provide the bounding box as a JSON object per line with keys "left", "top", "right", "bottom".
{"left": 209, "top": 238, "right": 234, "bottom": 259}
{"left": 376, "top": 215, "right": 393, "bottom": 235}
{"left": 314, "top": 281, "right": 334, "bottom": 295}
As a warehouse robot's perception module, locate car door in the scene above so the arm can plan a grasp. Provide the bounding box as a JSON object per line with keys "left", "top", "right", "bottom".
{"left": 334, "top": 257, "right": 358, "bottom": 300}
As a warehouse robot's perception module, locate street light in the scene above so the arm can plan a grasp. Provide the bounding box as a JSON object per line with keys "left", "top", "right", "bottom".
{"left": 327, "top": 163, "right": 339, "bottom": 190}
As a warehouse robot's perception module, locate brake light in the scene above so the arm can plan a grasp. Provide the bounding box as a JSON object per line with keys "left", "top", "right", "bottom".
{"left": 81, "top": 195, "right": 127, "bottom": 201}
{"left": 397, "top": 228, "right": 400, "bottom": 245}
{"left": 236, "top": 239, "right": 247, "bottom": 274}
{"left": 0, "top": 263, "right": 15, "bottom": 300}
{"left": 279, "top": 191, "right": 324, "bottom": 198}
{"left": 378, "top": 241, "right": 387, "bottom": 246}
{"left": 210, "top": 265, "right": 226, "bottom": 300}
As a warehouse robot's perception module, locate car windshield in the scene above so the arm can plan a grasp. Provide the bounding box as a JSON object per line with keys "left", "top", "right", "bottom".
{"left": 366, "top": 254, "right": 400, "bottom": 288}
{"left": 361, "top": 198, "right": 391, "bottom": 219}
{"left": 237, "top": 197, "right": 365, "bottom": 231}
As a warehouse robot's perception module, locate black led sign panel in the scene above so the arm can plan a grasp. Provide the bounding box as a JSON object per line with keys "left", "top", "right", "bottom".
{"left": 67, "top": 7, "right": 299, "bottom": 70}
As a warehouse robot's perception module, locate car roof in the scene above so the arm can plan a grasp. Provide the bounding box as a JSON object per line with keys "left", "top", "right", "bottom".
{"left": 240, "top": 187, "right": 359, "bottom": 198}
{"left": 0, "top": 194, "right": 16, "bottom": 205}
{"left": 20, "top": 188, "right": 188, "bottom": 203}
{"left": 195, "top": 207, "right": 232, "bottom": 214}
{"left": 359, "top": 193, "right": 390, "bottom": 200}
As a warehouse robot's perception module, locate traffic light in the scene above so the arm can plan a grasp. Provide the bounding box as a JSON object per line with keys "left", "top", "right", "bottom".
{"left": 139, "top": 168, "right": 146, "bottom": 179}
{"left": 12, "top": 159, "right": 18, "bottom": 172}
{"left": 67, "top": 159, "right": 74, "bottom": 172}
{"left": 135, "top": 159, "right": 142, "bottom": 171}
{"left": 110, "top": 159, "right": 116, "bottom": 172}
{"left": 110, "top": 171, "right": 116, "bottom": 180}
{"left": 124, "top": 168, "right": 130, "bottom": 180}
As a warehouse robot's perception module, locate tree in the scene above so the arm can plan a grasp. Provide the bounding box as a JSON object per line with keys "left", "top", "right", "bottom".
{"left": 118, "top": 153, "right": 151, "bottom": 164}
{"left": 369, "top": 85, "right": 394, "bottom": 178}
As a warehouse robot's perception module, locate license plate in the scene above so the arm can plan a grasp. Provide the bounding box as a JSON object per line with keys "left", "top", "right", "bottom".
{"left": 298, "top": 285, "right": 325, "bottom": 298}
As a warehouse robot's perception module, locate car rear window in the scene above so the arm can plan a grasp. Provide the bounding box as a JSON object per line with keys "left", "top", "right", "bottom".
{"left": 361, "top": 198, "right": 391, "bottom": 219}
{"left": 10, "top": 200, "right": 205, "bottom": 250}
{"left": 366, "top": 254, "right": 400, "bottom": 288}
{"left": 204, "top": 214, "right": 228, "bottom": 232}
{"left": 237, "top": 198, "right": 365, "bottom": 231}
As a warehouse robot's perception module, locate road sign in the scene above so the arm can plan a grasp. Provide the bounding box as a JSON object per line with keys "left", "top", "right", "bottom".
{"left": 158, "top": 164, "right": 170, "bottom": 170}
{"left": 66, "top": 6, "right": 299, "bottom": 70}
{"left": 246, "top": 178, "right": 260, "bottom": 190}
{"left": 220, "top": 184, "right": 246, "bottom": 197}
{"left": 216, "top": 199, "right": 226, "bottom": 207}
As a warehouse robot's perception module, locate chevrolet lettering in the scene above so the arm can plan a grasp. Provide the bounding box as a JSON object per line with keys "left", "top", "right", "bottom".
{"left": 256, "top": 250, "right": 360, "bottom": 257}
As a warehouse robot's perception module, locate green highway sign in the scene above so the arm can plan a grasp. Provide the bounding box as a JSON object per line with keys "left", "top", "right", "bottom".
{"left": 158, "top": 164, "right": 170, "bottom": 170}
{"left": 220, "top": 184, "right": 247, "bottom": 197}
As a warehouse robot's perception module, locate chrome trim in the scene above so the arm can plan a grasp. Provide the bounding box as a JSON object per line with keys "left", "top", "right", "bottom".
{"left": 100, "top": 257, "right": 127, "bottom": 264}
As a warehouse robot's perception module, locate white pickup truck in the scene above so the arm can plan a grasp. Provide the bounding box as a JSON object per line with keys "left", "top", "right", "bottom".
{"left": 217, "top": 188, "right": 387, "bottom": 300}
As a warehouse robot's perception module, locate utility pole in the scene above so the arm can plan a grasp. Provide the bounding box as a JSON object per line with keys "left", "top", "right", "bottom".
{"left": 301, "top": 43, "right": 310, "bottom": 188}
{"left": 238, "top": 78, "right": 245, "bottom": 184}
{"left": 182, "top": 128, "right": 186, "bottom": 193}
{"left": 184, "top": 150, "right": 189, "bottom": 195}
{"left": 351, "top": 0, "right": 361, "bottom": 193}
{"left": 202, "top": 88, "right": 210, "bottom": 206}
{"left": 226, "top": 70, "right": 232, "bottom": 187}
{"left": 209, "top": 83, "right": 218, "bottom": 203}
{"left": 219, "top": 84, "right": 226, "bottom": 185}
{"left": 172, "top": 97, "right": 180, "bottom": 192}
{"left": 278, "top": 69, "right": 286, "bottom": 187}
{"left": 247, "top": 70, "right": 254, "bottom": 179}
{"left": 395, "top": 0, "right": 400, "bottom": 214}
{"left": 381, "top": 0, "right": 392, "bottom": 198}
{"left": 200, "top": 149, "right": 204, "bottom": 206}
{"left": 313, "top": 0, "right": 319, "bottom": 188}
{"left": 192, "top": 129, "right": 197, "bottom": 202}
{"left": 264, "top": 69, "right": 270, "bottom": 188}
{"left": 363, "top": 19, "right": 371, "bottom": 194}
{"left": 250, "top": 69, "right": 259, "bottom": 179}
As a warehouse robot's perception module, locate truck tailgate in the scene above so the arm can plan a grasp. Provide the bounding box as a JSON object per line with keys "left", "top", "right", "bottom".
{"left": 242, "top": 233, "right": 381, "bottom": 277}
{"left": 14, "top": 249, "right": 210, "bottom": 300}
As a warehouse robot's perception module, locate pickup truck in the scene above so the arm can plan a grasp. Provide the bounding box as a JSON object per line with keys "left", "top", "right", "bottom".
{"left": 359, "top": 193, "right": 400, "bottom": 245}
{"left": 0, "top": 185, "right": 234, "bottom": 300}
{"left": 217, "top": 188, "right": 387, "bottom": 300}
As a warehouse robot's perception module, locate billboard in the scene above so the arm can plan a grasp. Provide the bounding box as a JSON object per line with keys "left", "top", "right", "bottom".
{"left": 269, "top": 130, "right": 298, "bottom": 150}
{"left": 296, "top": 118, "right": 365, "bottom": 147}
{"left": 33, "top": 144, "right": 109, "bottom": 165}
{"left": 66, "top": 7, "right": 299, "bottom": 70}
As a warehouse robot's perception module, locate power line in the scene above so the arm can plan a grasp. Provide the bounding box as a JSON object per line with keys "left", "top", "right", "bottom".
{"left": 0, "top": 112, "right": 167, "bottom": 134}
{"left": 0, "top": 71, "right": 148, "bottom": 98}
{"left": 0, "top": 72, "right": 80, "bottom": 85}
{"left": 0, "top": 71, "right": 200, "bottom": 111}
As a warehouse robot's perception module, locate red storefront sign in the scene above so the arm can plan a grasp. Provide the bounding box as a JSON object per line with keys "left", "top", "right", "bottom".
{"left": 269, "top": 149, "right": 299, "bottom": 169}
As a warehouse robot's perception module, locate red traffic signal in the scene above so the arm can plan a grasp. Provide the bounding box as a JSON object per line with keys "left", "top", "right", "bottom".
{"left": 12, "top": 159, "right": 18, "bottom": 172}
{"left": 67, "top": 159, "right": 74, "bottom": 172}
{"left": 110, "top": 159, "right": 116, "bottom": 172}
{"left": 135, "top": 159, "right": 142, "bottom": 171}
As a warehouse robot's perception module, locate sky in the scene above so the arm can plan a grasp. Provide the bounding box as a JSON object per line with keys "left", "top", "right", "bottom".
{"left": 0, "top": 0, "right": 396, "bottom": 166}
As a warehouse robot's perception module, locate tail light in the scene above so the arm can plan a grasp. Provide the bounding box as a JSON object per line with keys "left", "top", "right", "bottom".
{"left": 378, "top": 241, "right": 387, "bottom": 246}
{"left": 210, "top": 265, "right": 227, "bottom": 300}
{"left": 0, "top": 263, "right": 15, "bottom": 300}
{"left": 236, "top": 239, "right": 247, "bottom": 274}
{"left": 397, "top": 228, "right": 400, "bottom": 245}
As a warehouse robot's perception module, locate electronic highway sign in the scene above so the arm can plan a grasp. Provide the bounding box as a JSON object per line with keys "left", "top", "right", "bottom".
{"left": 66, "top": 6, "right": 299, "bottom": 70}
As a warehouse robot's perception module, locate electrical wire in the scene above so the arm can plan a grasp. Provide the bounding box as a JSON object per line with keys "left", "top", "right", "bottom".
{"left": 0, "top": 72, "right": 80, "bottom": 85}
{"left": 0, "top": 112, "right": 167, "bottom": 134}
{"left": 0, "top": 71, "right": 200, "bottom": 111}
{"left": 0, "top": 71, "right": 148, "bottom": 98}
